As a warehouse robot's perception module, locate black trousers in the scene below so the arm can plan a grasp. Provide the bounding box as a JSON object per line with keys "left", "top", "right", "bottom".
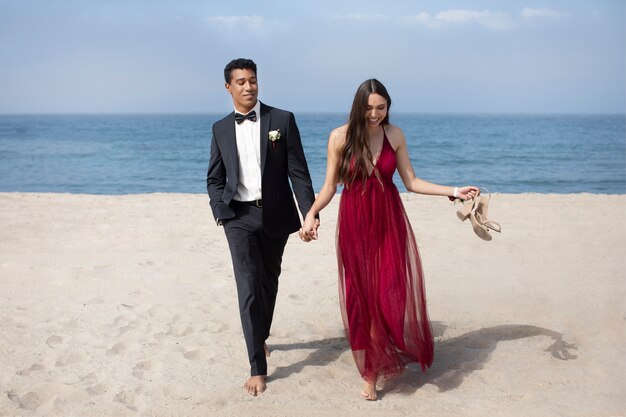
{"left": 223, "top": 201, "right": 288, "bottom": 376}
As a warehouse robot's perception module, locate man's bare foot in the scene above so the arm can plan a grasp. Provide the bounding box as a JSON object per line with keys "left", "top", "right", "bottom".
{"left": 361, "top": 380, "right": 377, "bottom": 401}
{"left": 244, "top": 375, "right": 266, "bottom": 396}
{"left": 264, "top": 343, "right": 270, "bottom": 357}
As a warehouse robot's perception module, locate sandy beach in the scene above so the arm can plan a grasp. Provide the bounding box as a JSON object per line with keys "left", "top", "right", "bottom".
{"left": 0, "top": 192, "right": 624, "bottom": 417}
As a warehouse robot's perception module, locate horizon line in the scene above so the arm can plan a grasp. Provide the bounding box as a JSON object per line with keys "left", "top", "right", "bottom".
{"left": 1, "top": 110, "right": 624, "bottom": 117}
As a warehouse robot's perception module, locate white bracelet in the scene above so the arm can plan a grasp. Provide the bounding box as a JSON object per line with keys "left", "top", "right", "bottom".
{"left": 453, "top": 187, "right": 459, "bottom": 198}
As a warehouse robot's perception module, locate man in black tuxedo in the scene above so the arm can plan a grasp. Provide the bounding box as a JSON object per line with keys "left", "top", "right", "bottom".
{"left": 207, "top": 58, "right": 319, "bottom": 396}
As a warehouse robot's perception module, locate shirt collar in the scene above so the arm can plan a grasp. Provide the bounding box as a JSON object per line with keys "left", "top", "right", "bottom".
{"left": 234, "top": 100, "right": 260, "bottom": 117}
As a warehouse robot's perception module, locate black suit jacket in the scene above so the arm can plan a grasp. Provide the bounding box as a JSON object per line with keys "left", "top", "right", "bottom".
{"left": 206, "top": 102, "right": 315, "bottom": 238}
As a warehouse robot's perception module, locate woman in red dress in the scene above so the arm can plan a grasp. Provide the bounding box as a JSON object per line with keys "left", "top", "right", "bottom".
{"left": 300, "top": 79, "right": 479, "bottom": 400}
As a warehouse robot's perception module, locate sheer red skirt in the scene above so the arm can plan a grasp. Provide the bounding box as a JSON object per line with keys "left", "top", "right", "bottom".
{"left": 336, "top": 136, "right": 433, "bottom": 380}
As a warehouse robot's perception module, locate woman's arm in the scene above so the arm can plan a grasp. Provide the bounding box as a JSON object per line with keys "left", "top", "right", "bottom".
{"left": 390, "top": 125, "right": 479, "bottom": 200}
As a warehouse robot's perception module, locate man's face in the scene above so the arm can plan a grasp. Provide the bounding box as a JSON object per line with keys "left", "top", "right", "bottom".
{"left": 225, "top": 68, "right": 258, "bottom": 113}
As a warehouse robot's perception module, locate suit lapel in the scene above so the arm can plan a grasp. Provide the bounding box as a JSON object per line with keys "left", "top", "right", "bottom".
{"left": 260, "top": 102, "right": 270, "bottom": 174}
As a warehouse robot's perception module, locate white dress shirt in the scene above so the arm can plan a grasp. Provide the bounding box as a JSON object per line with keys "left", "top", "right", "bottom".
{"left": 233, "top": 100, "right": 262, "bottom": 201}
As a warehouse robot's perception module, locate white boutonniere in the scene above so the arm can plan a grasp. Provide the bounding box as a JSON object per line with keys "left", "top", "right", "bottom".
{"left": 268, "top": 129, "right": 280, "bottom": 149}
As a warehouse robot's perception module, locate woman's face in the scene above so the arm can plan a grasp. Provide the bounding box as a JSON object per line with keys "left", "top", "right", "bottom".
{"left": 365, "top": 93, "right": 388, "bottom": 127}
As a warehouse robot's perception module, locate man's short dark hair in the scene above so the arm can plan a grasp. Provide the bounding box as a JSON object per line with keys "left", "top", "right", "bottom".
{"left": 224, "top": 58, "right": 257, "bottom": 83}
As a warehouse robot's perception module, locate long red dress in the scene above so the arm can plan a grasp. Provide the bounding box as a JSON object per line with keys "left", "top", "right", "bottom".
{"left": 336, "top": 130, "right": 434, "bottom": 380}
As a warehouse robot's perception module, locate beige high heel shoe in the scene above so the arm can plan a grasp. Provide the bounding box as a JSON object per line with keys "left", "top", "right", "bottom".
{"left": 455, "top": 192, "right": 499, "bottom": 241}
{"left": 474, "top": 192, "right": 501, "bottom": 233}
{"left": 469, "top": 198, "right": 492, "bottom": 241}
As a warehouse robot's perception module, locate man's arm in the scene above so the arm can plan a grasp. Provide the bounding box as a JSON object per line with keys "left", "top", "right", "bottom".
{"left": 207, "top": 125, "right": 235, "bottom": 223}
{"left": 285, "top": 112, "right": 317, "bottom": 221}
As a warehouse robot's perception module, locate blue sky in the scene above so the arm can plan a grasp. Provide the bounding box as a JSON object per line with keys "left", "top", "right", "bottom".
{"left": 0, "top": 0, "right": 624, "bottom": 114}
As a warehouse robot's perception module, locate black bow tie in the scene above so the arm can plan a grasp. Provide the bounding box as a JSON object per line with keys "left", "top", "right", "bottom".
{"left": 235, "top": 110, "right": 257, "bottom": 124}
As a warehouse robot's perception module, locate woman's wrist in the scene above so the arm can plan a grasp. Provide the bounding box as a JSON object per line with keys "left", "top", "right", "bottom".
{"left": 453, "top": 187, "right": 459, "bottom": 198}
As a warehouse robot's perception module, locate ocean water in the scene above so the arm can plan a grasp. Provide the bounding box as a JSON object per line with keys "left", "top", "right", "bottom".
{"left": 0, "top": 113, "right": 624, "bottom": 195}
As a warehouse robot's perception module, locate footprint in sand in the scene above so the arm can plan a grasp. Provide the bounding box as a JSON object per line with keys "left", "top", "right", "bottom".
{"left": 55, "top": 352, "right": 87, "bottom": 367}
{"left": 132, "top": 359, "right": 162, "bottom": 379}
{"left": 86, "top": 383, "right": 108, "bottom": 396}
{"left": 167, "top": 324, "right": 194, "bottom": 337}
{"left": 113, "top": 390, "right": 138, "bottom": 411}
{"left": 113, "top": 313, "right": 135, "bottom": 327}
{"left": 201, "top": 322, "right": 229, "bottom": 334}
{"left": 182, "top": 348, "right": 213, "bottom": 361}
{"left": 46, "top": 335, "right": 64, "bottom": 348}
{"left": 7, "top": 389, "right": 53, "bottom": 412}
{"left": 288, "top": 293, "right": 304, "bottom": 303}
{"left": 15, "top": 362, "right": 45, "bottom": 377}
{"left": 133, "top": 360, "right": 155, "bottom": 371}
{"left": 106, "top": 342, "right": 129, "bottom": 356}
{"left": 166, "top": 314, "right": 195, "bottom": 337}
{"left": 161, "top": 385, "right": 193, "bottom": 400}
{"left": 111, "top": 313, "right": 143, "bottom": 337}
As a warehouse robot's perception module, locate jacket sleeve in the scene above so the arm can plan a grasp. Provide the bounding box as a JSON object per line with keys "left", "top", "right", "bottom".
{"left": 285, "top": 112, "right": 316, "bottom": 220}
{"left": 206, "top": 124, "right": 235, "bottom": 222}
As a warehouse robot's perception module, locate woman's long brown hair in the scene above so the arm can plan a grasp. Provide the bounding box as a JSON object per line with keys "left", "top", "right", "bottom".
{"left": 338, "top": 79, "right": 392, "bottom": 188}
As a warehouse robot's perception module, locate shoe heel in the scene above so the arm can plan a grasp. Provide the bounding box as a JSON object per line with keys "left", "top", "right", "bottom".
{"left": 456, "top": 200, "right": 473, "bottom": 221}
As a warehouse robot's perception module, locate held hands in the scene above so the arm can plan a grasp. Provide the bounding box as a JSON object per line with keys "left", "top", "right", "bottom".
{"left": 299, "top": 213, "right": 320, "bottom": 242}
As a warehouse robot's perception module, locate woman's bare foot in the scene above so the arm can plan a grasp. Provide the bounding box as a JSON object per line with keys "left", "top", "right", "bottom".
{"left": 244, "top": 375, "right": 266, "bottom": 396}
{"left": 361, "top": 379, "right": 378, "bottom": 401}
